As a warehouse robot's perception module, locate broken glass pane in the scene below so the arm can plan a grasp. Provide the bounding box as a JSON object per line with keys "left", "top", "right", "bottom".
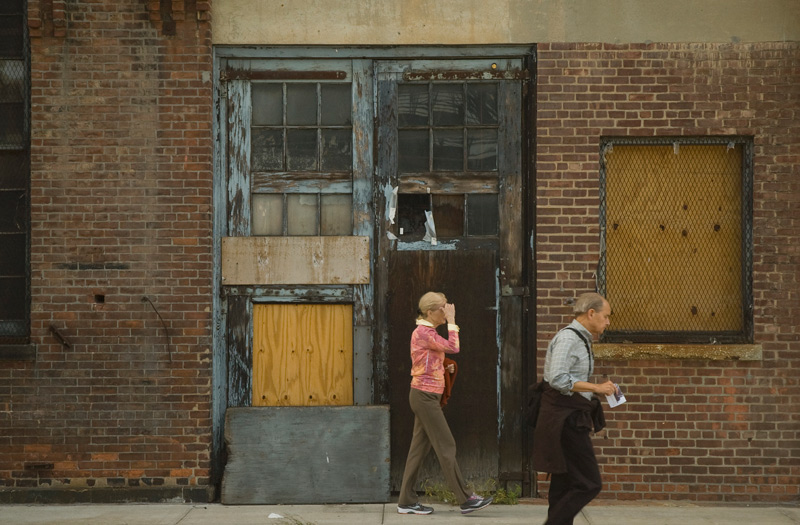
{"left": 433, "top": 194, "right": 464, "bottom": 237}
{"left": 397, "top": 194, "right": 430, "bottom": 239}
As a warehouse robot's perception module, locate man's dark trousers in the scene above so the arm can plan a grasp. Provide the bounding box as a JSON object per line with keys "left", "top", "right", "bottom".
{"left": 545, "top": 413, "right": 602, "bottom": 525}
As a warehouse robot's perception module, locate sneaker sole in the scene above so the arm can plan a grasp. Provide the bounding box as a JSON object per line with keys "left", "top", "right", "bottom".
{"left": 397, "top": 507, "right": 433, "bottom": 515}
{"left": 460, "top": 500, "right": 492, "bottom": 514}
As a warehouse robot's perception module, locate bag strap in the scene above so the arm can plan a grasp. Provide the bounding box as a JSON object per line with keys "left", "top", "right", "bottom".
{"left": 563, "top": 326, "right": 593, "bottom": 360}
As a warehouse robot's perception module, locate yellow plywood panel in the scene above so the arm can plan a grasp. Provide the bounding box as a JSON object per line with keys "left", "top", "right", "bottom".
{"left": 605, "top": 145, "right": 742, "bottom": 332}
{"left": 222, "top": 236, "right": 370, "bottom": 285}
{"left": 253, "top": 303, "right": 353, "bottom": 406}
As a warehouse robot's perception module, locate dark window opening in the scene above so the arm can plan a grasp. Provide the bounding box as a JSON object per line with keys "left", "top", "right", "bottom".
{"left": 0, "top": 0, "right": 29, "bottom": 344}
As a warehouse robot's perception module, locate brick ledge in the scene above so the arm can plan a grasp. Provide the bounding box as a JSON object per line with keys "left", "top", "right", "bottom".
{"left": 0, "top": 487, "right": 211, "bottom": 504}
{"left": 594, "top": 343, "right": 762, "bottom": 361}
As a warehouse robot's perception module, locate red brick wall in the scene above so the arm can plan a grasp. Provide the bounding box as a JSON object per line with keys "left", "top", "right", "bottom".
{"left": 0, "top": 0, "right": 213, "bottom": 499}
{"left": 535, "top": 43, "right": 800, "bottom": 502}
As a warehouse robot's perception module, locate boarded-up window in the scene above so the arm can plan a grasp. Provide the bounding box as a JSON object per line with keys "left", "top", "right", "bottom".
{"left": 252, "top": 303, "right": 353, "bottom": 406}
{"left": 599, "top": 138, "right": 753, "bottom": 344}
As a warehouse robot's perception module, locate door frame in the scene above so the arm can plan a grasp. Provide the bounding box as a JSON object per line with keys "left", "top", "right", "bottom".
{"left": 211, "top": 45, "right": 537, "bottom": 495}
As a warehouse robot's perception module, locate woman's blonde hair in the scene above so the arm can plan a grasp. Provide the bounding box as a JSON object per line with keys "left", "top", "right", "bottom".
{"left": 417, "top": 291, "right": 447, "bottom": 320}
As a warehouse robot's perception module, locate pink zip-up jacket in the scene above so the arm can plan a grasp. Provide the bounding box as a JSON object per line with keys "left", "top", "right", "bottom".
{"left": 409, "top": 319, "right": 461, "bottom": 394}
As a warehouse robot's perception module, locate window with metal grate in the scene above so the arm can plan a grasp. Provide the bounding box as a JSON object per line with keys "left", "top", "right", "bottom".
{"left": 598, "top": 137, "right": 754, "bottom": 344}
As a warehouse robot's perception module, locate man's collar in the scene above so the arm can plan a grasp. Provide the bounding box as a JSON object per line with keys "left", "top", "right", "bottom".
{"left": 571, "top": 318, "right": 593, "bottom": 339}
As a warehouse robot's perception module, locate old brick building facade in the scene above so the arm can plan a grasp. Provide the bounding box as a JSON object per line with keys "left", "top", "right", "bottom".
{"left": 1, "top": 0, "right": 214, "bottom": 501}
{"left": 1, "top": 0, "right": 798, "bottom": 504}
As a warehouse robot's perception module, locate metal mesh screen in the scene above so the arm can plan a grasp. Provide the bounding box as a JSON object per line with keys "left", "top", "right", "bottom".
{"left": 0, "top": 0, "right": 29, "bottom": 341}
{"left": 598, "top": 137, "right": 753, "bottom": 344}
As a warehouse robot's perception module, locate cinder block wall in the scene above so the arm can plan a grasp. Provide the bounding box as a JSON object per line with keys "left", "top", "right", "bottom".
{"left": 0, "top": 0, "right": 214, "bottom": 501}
{"left": 535, "top": 42, "right": 800, "bottom": 502}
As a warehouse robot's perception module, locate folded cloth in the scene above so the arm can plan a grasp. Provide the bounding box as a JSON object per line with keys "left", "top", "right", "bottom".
{"left": 440, "top": 358, "right": 458, "bottom": 407}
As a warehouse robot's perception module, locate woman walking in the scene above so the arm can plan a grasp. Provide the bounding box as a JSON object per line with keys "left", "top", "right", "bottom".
{"left": 396, "top": 291, "right": 493, "bottom": 516}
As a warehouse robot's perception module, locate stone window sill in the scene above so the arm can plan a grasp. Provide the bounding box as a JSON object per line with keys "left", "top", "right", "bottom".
{"left": 593, "top": 343, "right": 761, "bottom": 361}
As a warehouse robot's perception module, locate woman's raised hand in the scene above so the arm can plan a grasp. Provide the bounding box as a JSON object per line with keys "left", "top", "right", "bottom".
{"left": 443, "top": 303, "right": 456, "bottom": 323}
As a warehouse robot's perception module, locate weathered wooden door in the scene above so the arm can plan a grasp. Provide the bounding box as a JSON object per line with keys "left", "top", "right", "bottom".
{"left": 373, "top": 59, "right": 528, "bottom": 492}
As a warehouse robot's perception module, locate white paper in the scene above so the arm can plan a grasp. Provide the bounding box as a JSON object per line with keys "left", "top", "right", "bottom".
{"left": 388, "top": 186, "right": 398, "bottom": 224}
{"left": 423, "top": 210, "right": 437, "bottom": 245}
{"left": 605, "top": 383, "right": 626, "bottom": 408}
{"left": 268, "top": 513, "right": 284, "bottom": 519}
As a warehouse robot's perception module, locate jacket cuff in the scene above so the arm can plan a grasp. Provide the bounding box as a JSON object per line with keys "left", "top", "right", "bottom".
{"left": 448, "top": 323, "right": 460, "bottom": 332}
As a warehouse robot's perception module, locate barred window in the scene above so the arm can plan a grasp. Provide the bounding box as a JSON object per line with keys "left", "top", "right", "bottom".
{"left": 598, "top": 137, "right": 753, "bottom": 344}
{"left": 0, "top": 0, "right": 29, "bottom": 344}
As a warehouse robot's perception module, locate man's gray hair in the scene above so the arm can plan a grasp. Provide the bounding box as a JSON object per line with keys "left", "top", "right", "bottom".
{"left": 573, "top": 292, "right": 607, "bottom": 316}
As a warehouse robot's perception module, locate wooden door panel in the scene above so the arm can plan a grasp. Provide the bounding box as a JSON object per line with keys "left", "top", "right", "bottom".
{"left": 388, "top": 250, "right": 498, "bottom": 489}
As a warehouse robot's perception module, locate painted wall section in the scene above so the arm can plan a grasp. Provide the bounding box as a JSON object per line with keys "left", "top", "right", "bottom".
{"left": 212, "top": 0, "right": 800, "bottom": 46}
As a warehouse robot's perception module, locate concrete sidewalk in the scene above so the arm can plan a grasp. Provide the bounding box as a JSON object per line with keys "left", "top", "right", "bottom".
{"left": 2, "top": 501, "right": 799, "bottom": 525}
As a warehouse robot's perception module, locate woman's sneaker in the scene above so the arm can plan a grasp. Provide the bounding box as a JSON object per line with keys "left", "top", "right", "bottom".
{"left": 397, "top": 502, "right": 434, "bottom": 515}
{"left": 460, "top": 494, "right": 493, "bottom": 514}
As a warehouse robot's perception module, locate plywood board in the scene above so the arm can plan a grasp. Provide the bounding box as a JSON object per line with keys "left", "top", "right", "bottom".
{"left": 221, "top": 406, "right": 390, "bottom": 504}
{"left": 221, "top": 236, "right": 370, "bottom": 285}
{"left": 252, "top": 303, "right": 353, "bottom": 406}
{"left": 605, "top": 145, "right": 743, "bottom": 332}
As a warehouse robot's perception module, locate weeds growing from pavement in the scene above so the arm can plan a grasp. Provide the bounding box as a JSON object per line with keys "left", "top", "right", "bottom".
{"left": 422, "top": 478, "right": 521, "bottom": 505}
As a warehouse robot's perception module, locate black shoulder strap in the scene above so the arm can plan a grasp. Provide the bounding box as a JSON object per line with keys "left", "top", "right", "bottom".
{"left": 564, "top": 326, "right": 592, "bottom": 359}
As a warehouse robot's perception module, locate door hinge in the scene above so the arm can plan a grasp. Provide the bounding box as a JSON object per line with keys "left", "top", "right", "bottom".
{"left": 501, "top": 286, "right": 529, "bottom": 297}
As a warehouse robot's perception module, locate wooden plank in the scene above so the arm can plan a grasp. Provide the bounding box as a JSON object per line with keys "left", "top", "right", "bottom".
{"left": 226, "top": 80, "right": 252, "bottom": 237}
{"left": 497, "top": 80, "right": 525, "bottom": 482}
{"left": 372, "top": 75, "right": 398, "bottom": 405}
{"left": 227, "top": 295, "right": 252, "bottom": 408}
{"left": 252, "top": 304, "right": 353, "bottom": 406}
{"left": 352, "top": 58, "right": 376, "bottom": 329}
{"left": 221, "top": 236, "right": 370, "bottom": 285}
{"left": 398, "top": 173, "right": 498, "bottom": 194}
{"left": 221, "top": 406, "right": 390, "bottom": 504}
{"left": 251, "top": 171, "right": 352, "bottom": 193}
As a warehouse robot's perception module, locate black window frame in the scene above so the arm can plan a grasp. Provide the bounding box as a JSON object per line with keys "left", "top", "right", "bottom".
{"left": 0, "top": 0, "right": 32, "bottom": 354}
{"left": 598, "top": 136, "right": 754, "bottom": 345}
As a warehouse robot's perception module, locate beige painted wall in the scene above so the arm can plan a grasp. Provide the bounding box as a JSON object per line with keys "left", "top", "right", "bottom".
{"left": 213, "top": 0, "right": 799, "bottom": 46}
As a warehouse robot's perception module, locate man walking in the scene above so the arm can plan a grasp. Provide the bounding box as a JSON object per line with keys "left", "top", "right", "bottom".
{"left": 532, "top": 292, "right": 617, "bottom": 525}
